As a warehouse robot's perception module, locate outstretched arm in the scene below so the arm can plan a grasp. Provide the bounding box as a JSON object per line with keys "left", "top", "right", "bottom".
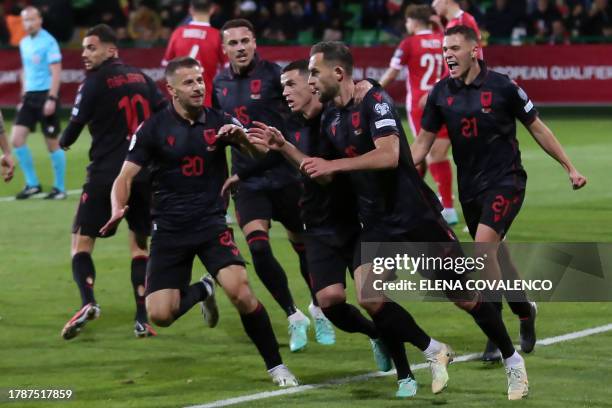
{"left": 248, "top": 122, "right": 332, "bottom": 184}
{"left": 300, "top": 134, "right": 399, "bottom": 178}
{"left": 526, "top": 117, "right": 587, "bottom": 189}
{"left": 411, "top": 128, "right": 437, "bottom": 166}
{"left": 248, "top": 121, "right": 309, "bottom": 169}
{"left": 100, "top": 161, "right": 142, "bottom": 235}
{"left": 379, "top": 67, "right": 400, "bottom": 89}
{"left": 218, "top": 124, "right": 267, "bottom": 158}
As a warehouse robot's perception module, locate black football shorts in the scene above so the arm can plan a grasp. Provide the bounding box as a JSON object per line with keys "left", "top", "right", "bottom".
{"left": 232, "top": 182, "right": 303, "bottom": 233}
{"left": 72, "top": 181, "right": 152, "bottom": 238}
{"left": 145, "top": 225, "right": 245, "bottom": 296}
{"left": 461, "top": 187, "right": 525, "bottom": 239}
{"left": 304, "top": 230, "right": 358, "bottom": 294}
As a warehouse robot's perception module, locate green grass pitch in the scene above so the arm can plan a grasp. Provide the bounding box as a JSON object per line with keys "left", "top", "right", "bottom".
{"left": 1, "top": 110, "right": 611, "bottom": 407}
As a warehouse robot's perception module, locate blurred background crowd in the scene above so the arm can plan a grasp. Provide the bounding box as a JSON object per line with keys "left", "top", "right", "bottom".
{"left": 0, "top": 0, "right": 610, "bottom": 47}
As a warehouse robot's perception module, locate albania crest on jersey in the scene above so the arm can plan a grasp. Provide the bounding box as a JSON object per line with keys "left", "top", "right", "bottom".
{"left": 250, "top": 79, "right": 261, "bottom": 99}
{"left": 166, "top": 135, "right": 175, "bottom": 147}
{"left": 481, "top": 91, "right": 493, "bottom": 113}
{"left": 203, "top": 129, "right": 217, "bottom": 150}
{"left": 294, "top": 131, "right": 301, "bottom": 143}
{"left": 351, "top": 111, "right": 362, "bottom": 135}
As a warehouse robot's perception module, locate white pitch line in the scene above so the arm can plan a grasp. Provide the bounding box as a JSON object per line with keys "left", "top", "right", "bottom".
{"left": 186, "top": 322, "right": 612, "bottom": 408}
{"left": 0, "top": 189, "right": 81, "bottom": 202}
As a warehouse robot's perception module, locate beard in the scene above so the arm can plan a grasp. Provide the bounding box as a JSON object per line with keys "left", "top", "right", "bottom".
{"left": 317, "top": 83, "right": 338, "bottom": 104}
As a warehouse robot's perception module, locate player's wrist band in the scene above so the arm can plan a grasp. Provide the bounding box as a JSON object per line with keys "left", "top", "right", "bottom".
{"left": 47, "top": 95, "right": 58, "bottom": 101}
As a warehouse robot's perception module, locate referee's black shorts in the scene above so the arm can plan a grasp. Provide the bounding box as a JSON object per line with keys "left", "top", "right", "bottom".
{"left": 15, "top": 91, "right": 61, "bottom": 138}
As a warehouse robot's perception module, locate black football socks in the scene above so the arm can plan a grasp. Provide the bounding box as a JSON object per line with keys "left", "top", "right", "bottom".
{"left": 246, "top": 230, "right": 297, "bottom": 316}
{"left": 131, "top": 256, "right": 148, "bottom": 322}
{"left": 72, "top": 252, "right": 96, "bottom": 306}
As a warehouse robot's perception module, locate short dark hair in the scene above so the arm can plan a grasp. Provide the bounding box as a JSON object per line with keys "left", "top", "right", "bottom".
{"left": 282, "top": 59, "right": 309, "bottom": 76}
{"left": 445, "top": 25, "right": 478, "bottom": 43}
{"left": 405, "top": 5, "right": 433, "bottom": 25}
{"left": 191, "top": 0, "right": 213, "bottom": 13}
{"left": 165, "top": 56, "right": 202, "bottom": 78}
{"left": 310, "top": 41, "right": 353, "bottom": 76}
{"left": 85, "top": 24, "right": 118, "bottom": 45}
{"left": 221, "top": 18, "right": 255, "bottom": 37}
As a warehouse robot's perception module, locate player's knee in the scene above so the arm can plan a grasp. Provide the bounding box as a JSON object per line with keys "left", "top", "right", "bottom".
{"left": 148, "top": 309, "right": 175, "bottom": 327}
{"left": 226, "top": 281, "right": 256, "bottom": 312}
{"left": 245, "top": 230, "right": 271, "bottom": 255}
{"left": 316, "top": 287, "right": 346, "bottom": 308}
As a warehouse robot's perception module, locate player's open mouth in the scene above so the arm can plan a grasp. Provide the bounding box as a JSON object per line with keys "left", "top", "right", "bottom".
{"left": 447, "top": 61, "right": 459, "bottom": 74}
{"left": 286, "top": 99, "right": 295, "bottom": 108}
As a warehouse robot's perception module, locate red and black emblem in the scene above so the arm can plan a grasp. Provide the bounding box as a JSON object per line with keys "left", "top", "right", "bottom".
{"left": 250, "top": 79, "right": 261, "bottom": 99}
{"left": 481, "top": 91, "right": 493, "bottom": 113}
{"left": 203, "top": 129, "right": 217, "bottom": 145}
{"left": 167, "top": 135, "right": 175, "bottom": 147}
{"left": 447, "top": 96, "right": 454, "bottom": 106}
{"left": 372, "top": 92, "right": 383, "bottom": 102}
{"left": 351, "top": 111, "right": 360, "bottom": 128}
{"left": 222, "top": 87, "right": 228, "bottom": 96}
{"left": 294, "top": 131, "right": 301, "bottom": 143}
{"left": 345, "top": 145, "right": 358, "bottom": 157}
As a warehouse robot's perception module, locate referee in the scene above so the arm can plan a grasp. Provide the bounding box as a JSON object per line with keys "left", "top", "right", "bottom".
{"left": 11, "top": 6, "right": 65, "bottom": 200}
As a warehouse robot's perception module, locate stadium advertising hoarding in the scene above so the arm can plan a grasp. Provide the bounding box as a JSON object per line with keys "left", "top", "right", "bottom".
{"left": 0, "top": 45, "right": 611, "bottom": 106}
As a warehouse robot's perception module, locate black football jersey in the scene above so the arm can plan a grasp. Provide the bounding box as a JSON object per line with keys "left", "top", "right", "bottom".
{"left": 285, "top": 112, "right": 359, "bottom": 234}
{"left": 69, "top": 58, "right": 166, "bottom": 182}
{"left": 213, "top": 55, "right": 299, "bottom": 190}
{"left": 422, "top": 61, "right": 536, "bottom": 201}
{"left": 321, "top": 87, "right": 442, "bottom": 232}
{"left": 126, "top": 105, "right": 242, "bottom": 233}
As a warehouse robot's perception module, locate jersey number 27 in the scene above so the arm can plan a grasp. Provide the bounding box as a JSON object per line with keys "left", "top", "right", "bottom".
{"left": 419, "top": 53, "right": 444, "bottom": 91}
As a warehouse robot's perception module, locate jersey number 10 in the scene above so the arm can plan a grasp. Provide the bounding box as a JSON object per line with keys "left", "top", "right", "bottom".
{"left": 119, "top": 94, "right": 152, "bottom": 135}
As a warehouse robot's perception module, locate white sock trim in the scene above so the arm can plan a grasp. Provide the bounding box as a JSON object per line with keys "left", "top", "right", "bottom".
{"left": 424, "top": 338, "right": 443, "bottom": 358}
{"left": 504, "top": 351, "right": 524, "bottom": 367}
{"left": 288, "top": 309, "right": 307, "bottom": 322}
